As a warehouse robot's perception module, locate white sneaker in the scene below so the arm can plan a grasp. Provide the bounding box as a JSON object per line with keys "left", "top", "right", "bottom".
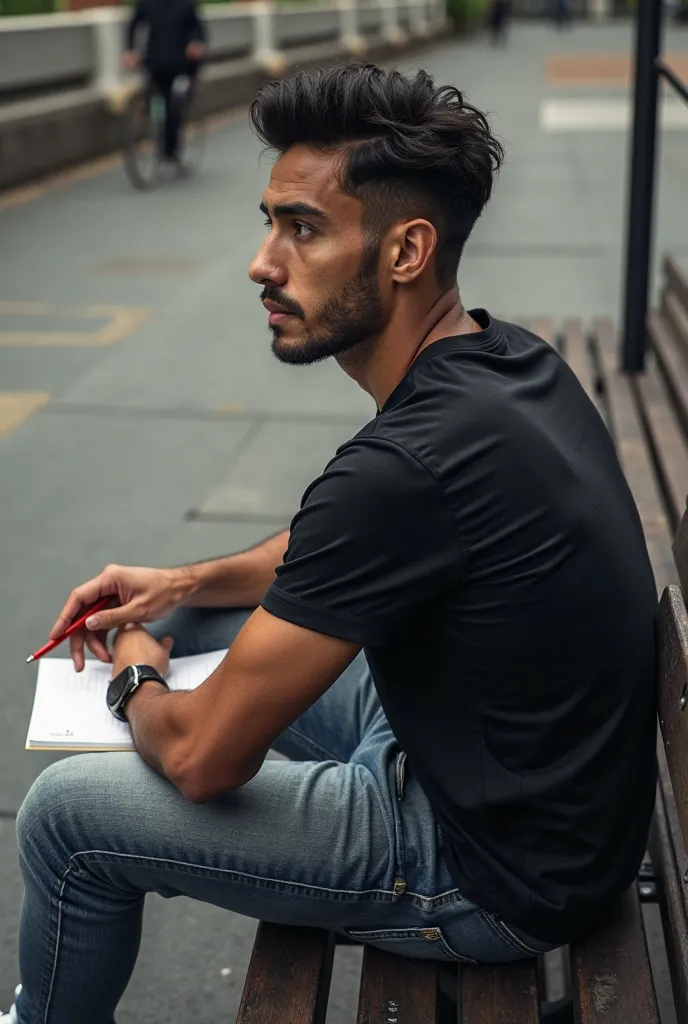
{"left": 0, "top": 985, "right": 21, "bottom": 1022}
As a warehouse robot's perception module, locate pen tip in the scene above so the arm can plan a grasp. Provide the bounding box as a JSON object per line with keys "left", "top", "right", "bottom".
{"left": 25, "top": 655, "right": 34, "bottom": 664}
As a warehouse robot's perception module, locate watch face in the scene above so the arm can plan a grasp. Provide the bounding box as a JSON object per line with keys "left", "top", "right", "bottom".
{"left": 107, "top": 666, "right": 134, "bottom": 713}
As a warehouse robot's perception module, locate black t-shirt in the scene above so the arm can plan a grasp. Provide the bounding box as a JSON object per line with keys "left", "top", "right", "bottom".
{"left": 262, "top": 311, "right": 658, "bottom": 943}
{"left": 128, "top": 0, "right": 205, "bottom": 74}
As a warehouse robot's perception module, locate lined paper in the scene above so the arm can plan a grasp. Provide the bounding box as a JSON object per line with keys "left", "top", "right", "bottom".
{"left": 26, "top": 649, "right": 227, "bottom": 751}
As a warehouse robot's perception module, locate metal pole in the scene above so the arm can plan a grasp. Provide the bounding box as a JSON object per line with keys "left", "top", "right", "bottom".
{"left": 620, "top": 0, "right": 662, "bottom": 373}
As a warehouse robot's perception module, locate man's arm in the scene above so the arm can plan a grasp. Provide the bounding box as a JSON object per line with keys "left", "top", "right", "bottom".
{"left": 50, "top": 529, "right": 290, "bottom": 670}
{"left": 182, "top": 530, "right": 289, "bottom": 609}
{"left": 117, "top": 611, "right": 359, "bottom": 802}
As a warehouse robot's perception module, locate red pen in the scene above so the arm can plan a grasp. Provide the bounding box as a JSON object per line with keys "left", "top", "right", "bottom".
{"left": 25, "top": 597, "right": 112, "bottom": 664}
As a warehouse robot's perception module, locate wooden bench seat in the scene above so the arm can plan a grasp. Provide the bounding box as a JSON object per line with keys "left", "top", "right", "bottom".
{"left": 235, "top": 268, "right": 688, "bottom": 1022}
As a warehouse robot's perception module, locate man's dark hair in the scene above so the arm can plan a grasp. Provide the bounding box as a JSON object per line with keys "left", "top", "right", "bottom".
{"left": 249, "top": 63, "right": 504, "bottom": 288}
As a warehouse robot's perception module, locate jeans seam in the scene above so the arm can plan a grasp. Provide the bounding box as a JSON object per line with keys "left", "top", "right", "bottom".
{"left": 404, "top": 887, "right": 465, "bottom": 905}
{"left": 495, "top": 918, "right": 548, "bottom": 956}
{"left": 479, "top": 909, "right": 539, "bottom": 956}
{"left": 283, "top": 725, "right": 340, "bottom": 763}
{"left": 346, "top": 926, "right": 478, "bottom": 964}
{"left": 42, "top": 862, "right": 73, "bottom": 1024}
{"left": 67, "top": 849, "right": 396, "bottom": 901}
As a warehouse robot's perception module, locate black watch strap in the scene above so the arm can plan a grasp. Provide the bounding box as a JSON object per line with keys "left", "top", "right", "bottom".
{"left": 134, "top": 665, "right": 169, "bottom": 686}
{"left": 107, "top": 663, "right": 170, "bottom": 722}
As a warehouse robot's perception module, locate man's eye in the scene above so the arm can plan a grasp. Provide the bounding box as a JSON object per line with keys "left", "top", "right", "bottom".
{"left": 263, "top": 218, "right": 272, "bottom": 229}
{"left": 294, "top": 222, "right": 313, "bottom": 238}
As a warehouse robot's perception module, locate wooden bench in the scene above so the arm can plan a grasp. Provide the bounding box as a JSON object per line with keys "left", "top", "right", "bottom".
{"left": 234, "top": 268, "right": 688, "bottom": 1022}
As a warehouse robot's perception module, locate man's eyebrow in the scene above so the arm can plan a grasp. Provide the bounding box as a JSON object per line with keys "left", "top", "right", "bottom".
{"left": 259, "top": 201, "right": 328, "bottom": 221}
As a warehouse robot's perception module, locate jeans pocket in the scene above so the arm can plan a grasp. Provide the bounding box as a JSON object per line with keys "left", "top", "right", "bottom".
{"left": 347, "top": 925, "right": 478, "bottom": 963}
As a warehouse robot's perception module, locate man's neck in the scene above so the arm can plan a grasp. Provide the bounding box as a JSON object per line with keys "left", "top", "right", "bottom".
{"left": 337, "top": 287, "right": 481, "bottom": 410}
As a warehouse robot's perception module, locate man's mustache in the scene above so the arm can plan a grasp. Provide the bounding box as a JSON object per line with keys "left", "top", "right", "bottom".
{"left": 260, "top": 287, "right": 305, "bottom": 320}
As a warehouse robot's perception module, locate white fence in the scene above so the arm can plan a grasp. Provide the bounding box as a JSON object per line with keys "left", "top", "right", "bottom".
{"left": 0, "top": 0, "right": 447, "bottom": 103}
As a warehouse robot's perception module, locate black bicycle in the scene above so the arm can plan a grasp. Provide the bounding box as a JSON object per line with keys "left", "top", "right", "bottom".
{"left": 123, "top": 75, "right": 206, "bottom": 190}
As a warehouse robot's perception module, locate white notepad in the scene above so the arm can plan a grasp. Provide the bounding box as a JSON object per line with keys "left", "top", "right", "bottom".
{"left": 26, "top": 649, "right": 228, "bottom": 751}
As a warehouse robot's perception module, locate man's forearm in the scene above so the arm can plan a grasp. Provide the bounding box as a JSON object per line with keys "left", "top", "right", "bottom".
{"left": 182, "top": 529, "right": 289, "bottom": 609}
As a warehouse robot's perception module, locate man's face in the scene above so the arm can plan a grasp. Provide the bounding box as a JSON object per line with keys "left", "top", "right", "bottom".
{"left": 249, "top": 145, "right": 387, "bottom": 365}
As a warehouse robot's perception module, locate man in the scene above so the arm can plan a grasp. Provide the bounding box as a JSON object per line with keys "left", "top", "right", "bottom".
{"left": 123, "top": 0, "right": 206, "bottom": 162}
{"left": 2, "top": 64, "right": 657, "bottom": 1022}
{"left": 488, "top": 0, "right": 511, "bottom": 45}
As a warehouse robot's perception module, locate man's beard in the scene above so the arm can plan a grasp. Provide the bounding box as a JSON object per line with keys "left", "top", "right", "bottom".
{"left": 266, "top": 246, "right": 387, "bottom": 366}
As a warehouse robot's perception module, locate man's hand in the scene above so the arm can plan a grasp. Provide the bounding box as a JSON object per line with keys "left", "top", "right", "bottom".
{"left": 185, "top": 41, "right": 205, "bottom": 61}
{"left": 122, "top": 50, "right": 141, "bottom": 71}
{"left": 121, "top": 609, "right": 361, "bottom": 802}
{"left": 112, "top": 624, "right": 174, "bottom": 680}
{"left": 50, "top": 564, "right": 195, "bottom": 673}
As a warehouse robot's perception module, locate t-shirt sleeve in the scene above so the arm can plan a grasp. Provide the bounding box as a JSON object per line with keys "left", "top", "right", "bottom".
{"left": 261, "top": 437, "right": 462, "bottom": 646}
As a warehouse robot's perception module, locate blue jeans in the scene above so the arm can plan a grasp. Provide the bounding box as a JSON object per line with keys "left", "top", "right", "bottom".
{"left": 15, "top": 607, "right": 554, "bottom": 1023}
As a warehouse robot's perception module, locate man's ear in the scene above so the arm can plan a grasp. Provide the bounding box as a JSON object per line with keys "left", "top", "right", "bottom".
{"left": 389, "top": 219, "right": 438, "bottom": 284}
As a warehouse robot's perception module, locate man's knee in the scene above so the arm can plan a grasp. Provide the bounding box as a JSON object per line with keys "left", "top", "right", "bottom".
{"left": 16, "top": 757, "right": 87, "bottom": 875}
{"left": 16, "top": 754, "right": 131, "bottom": 871}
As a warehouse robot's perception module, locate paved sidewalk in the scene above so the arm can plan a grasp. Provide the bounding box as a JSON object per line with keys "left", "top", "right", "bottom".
{"left": 1, "top": 20, "right": 687, "bottom": 1021}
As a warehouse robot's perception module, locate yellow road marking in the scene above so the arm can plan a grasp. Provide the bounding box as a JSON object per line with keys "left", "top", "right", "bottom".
{"left": 0, "top": 303, "right": 150, "bottom": 347}
{"left": 0, "top": 393, "right": 50, "bottom": 440}
{"left": 217, "top": 403, "right": 246, "bottom": 415}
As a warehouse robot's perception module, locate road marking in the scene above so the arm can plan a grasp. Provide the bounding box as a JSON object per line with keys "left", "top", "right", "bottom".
{"left": 540, "top": 98, "right": 688, "bottom": 132}
{"left": 0, "top": 303, "right": 150, "bottom": 347}
{"left": 0, "top": 393, "right": 50, "bottom": 440}
{"left": 92, "top": 257, "right": 201, "bottom": 275}
{"left": 216, "top": 403, "right": 246, "bottom": 415}
{"left": 546, "top": 53, "right": 688, "bottom": 88}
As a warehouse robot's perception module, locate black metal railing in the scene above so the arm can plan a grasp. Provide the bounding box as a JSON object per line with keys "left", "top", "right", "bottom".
{"left": 621, "top": 0, "right": 688, "bottom": 372}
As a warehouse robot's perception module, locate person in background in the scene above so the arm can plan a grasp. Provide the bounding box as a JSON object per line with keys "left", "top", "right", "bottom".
{"left": 553, "top": 0, "right": 572, "bottom": 29}
{"left": 123, "top": 0, "right": 206, "bottom": 163}
{"left": 488, "top": 0, "right": 511, "bottom": 45}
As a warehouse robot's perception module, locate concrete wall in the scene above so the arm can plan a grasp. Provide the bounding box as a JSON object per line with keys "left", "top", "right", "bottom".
{"left": 0, "top": 0, "right": 449, "bottom": 191}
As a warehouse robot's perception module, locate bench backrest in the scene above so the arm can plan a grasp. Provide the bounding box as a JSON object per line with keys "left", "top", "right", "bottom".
{"left": 660, "top": 257, "right": 688, "bottom": 362}
{"left": 654, "top": 509, "right": 688, "bottom": 1011}
{"left": 658, "top": 508, "right": 688, "bottom": 837}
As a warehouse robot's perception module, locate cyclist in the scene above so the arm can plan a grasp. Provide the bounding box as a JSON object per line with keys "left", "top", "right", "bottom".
{"left": 123, "top": 0, "right": 206, "bottom": 165}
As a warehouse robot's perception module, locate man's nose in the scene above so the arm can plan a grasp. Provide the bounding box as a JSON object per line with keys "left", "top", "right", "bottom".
{"left": 249, "top": 239, "right": 286, "bottom": 287}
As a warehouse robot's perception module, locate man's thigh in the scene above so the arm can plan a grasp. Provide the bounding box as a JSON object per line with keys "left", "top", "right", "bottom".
{"left": 19, "top": 751, "right": 399, "bottom": 932}
{"left": 149, "top": 605, "right": 253, "bottom": 657}
{"left": 149, "top": 606, "right": 384, "bottom": 763}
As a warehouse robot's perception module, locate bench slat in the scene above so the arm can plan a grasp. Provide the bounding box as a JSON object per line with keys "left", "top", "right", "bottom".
{"left": 649, "top": 310, "right": 688, "bottom": 444}
{"left": 658, "top": 586, "right": 688, "bottom": 860}
{"left": 562, "top": 317, "right": 596, "bottom": 400}
{"left": 649, "top": 770, "right": 688, "bottom": 1019}
{"left": 594, "top": 319, "right": 675, "bottom": 592}
{"left": 660, "top": 290, "right": 688, "bottom": 370}
{"left": 460, "top": 961, "right": 540, "bottom": 1023}
{"left": 633, "top": 359, "right": 688, "bottom": 532}
{"left": 571, "top": 885, "right": 660, "bottom": 1023}
{"left": 356, "top": 946, "right": 439, "bottom": 1024}
{"left": 236, "top": 923, "right": 334, "bottom": 1024}
{"left": 664, "top": 256, "right": 688, "bottom": 329}
{"left": 674, "top": 506, "right": 688, "bottom": 594}
{"left": 530, "top": 317, "right": 557, "bottom": 347}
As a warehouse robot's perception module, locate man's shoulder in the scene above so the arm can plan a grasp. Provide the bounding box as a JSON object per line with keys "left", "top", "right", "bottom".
{"left": 330, "top": 426, "right": 431, "bottom": 477}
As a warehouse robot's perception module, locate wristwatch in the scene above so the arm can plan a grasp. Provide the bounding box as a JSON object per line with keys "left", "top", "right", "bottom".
{"left": 107, "top": 664, "right": 170, "bottom": 722}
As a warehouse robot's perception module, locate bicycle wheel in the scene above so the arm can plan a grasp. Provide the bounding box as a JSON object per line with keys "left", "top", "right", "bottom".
{"left": 123, "top": 88, "right": 165, "bottom": 190}
{"left": 175, "top": 78, "right": 206, "bottom": 178}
